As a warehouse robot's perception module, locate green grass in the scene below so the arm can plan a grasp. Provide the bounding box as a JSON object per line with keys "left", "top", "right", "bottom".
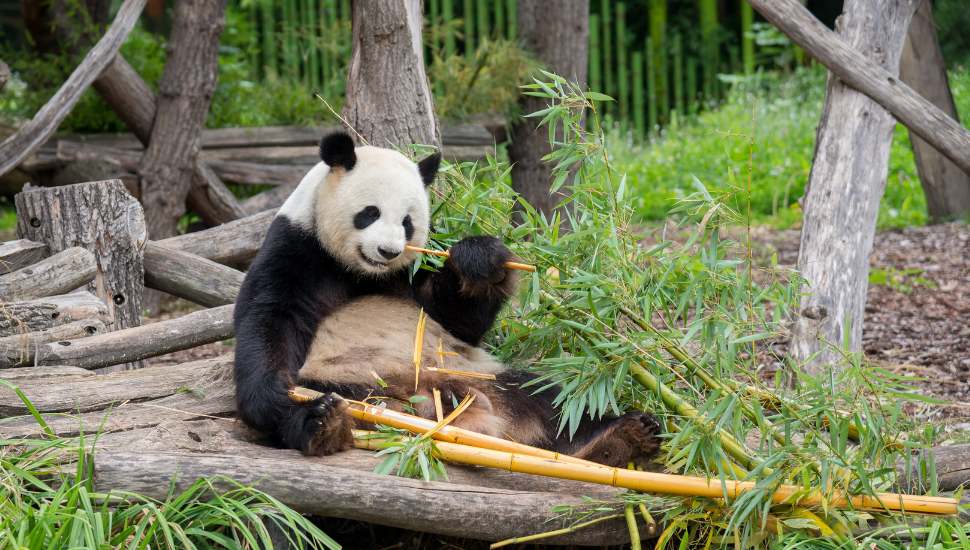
{"left": 611, "top": 65, "right": 970, "bottom": 229}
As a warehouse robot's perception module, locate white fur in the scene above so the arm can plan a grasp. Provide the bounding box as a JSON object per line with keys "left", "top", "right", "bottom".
{"left": 278, "top": 146, "right": 431, "bottom": 276}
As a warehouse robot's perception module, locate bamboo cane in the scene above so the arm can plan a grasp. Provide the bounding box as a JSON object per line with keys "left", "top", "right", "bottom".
{"left": 442, "top": 0, "right": 455, "bottom": 58}
{"left": 404, "top": 245, "right": 537, "bottom": 272}
{"left": 616, "top": 2, "right": 629, "bottom": 129}
{"left": 646, "top": 40, "right": 658, "bottom": 133}
{"left": 632, "top": 51, "right": 645, "bottom": 139}
{"left": 505, "top": 0, "right": 515, "bottom": 40}
{"left": 463, "top": 0, "right": 474, "bottom": 61}
{"left": 260, "top": 0, "right": 278, "bottom": 78}
{"left": 673, "top": 33, "right": 684, "bottom": 118}
{"left": 686, "top": 56, "right": 698, "bottom": 114}
{"left": 602, "top": 0, "right": 613, "bottom": 116}
{"left": 476, "top": 0, "right": 488, "bottom": 46}
{"left": 430, "top": 0, "right": 441, "bottom": 56}
{"left": 494, "top": 0, "right": 504, "bottom": 41}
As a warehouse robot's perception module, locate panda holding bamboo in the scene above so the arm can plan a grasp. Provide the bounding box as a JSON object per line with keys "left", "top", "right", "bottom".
{"left": 233, "top": 131, "right": 662, "bottom": 467}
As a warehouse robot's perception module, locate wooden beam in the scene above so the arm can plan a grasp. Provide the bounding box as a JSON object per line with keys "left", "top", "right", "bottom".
{"left": 0, "top": 240, "right": 48, "bottom": 276}
{"left": 0, "top": 0, "right": 148, "bottom": 178}
{"left": 143, "top": 242, "right": 243, "bottom": 306}
{"left": 746, "top": 0, "right": 970, "bottom": 178}
{"left": 0, "top": 292, "right": 111, "bottom": 338}
{"left": 28, "top": 305, "right": 234, "bottom": 371}
{"left": 0, "top": 318, "right": 108, "bottom": 368}
{"left": 158, "top": 209, "right": 276, "bottom": 265}
{"left": 0, "top": 247, "right": 97, "bottom": 301}
{"left": 0, "top": 365, "right": 96, "bottom": 382}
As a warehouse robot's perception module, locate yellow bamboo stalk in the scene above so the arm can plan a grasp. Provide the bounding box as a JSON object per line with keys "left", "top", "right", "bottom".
{"left": 425, "top": 367, "right": 497, "bottom": 380}
{"left": 432, "top": 388, "right": 444, "bottom": 422}
{"left": 405, "top": 245, "right": 537, "bottom": 272}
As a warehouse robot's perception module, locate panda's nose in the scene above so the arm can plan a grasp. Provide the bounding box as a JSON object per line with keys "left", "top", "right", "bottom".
{"left": 378, "top": 246, "right": 401, "bottom": 260}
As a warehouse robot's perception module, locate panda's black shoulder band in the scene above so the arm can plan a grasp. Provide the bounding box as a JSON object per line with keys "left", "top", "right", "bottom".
{"left": 418, "top": 152, "right": 442, "bottom": 187}
{"left": 319, "top": 131, "right": 357, "bottom": 172}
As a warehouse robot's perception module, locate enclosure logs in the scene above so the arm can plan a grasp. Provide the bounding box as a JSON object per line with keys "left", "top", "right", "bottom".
{"left": 143, "top": 243, "right": 244, "bottom": 307}
{"left": 0, "top": 292, "right": 111, "bottom": 338}
{"left": 0, "top": 247, "right": 97, "bottom": 301}
{"left": 0, "top": 319, "right": 107, "bottom": 368}
{"left": 0, "top": 240, "right": 47, "bottom": 276}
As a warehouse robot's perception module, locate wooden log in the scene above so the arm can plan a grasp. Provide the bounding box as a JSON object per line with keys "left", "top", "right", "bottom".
{"left": 0, "top": 240, "right": 48, "bottom": 276}
{"left": 28, "top": 305, "right": 233, "bottom": 371}
{"left": 898, "top": 444, "right": 970, "bottom": 494}
{"left": 0, "top": 319, "right": 108, "bottom": 369}
{"left": 746, "top": 0, "right": 970, "bottom": 179}
{"left": 199, "top": 145, "right": 319, "bottom": 165}
{"left": 0, "top": 365, "right": 96, "bottom": 382}
{"left": 789, "top": 0, "right": 917, "bottom": 373}
{"left": 143, "top": 243, "right": 243, "bottom": 307}
{"left": 0, "top": 0, "right": 147, "bottom": 179}
{"left": 185, "top": 159, "right": 250, "bottom": 228}
{"left": 0, "top": 247, "right": 97, "bottom": 301}
{"left": 0, "top": 292, "right": 111, "bottom": 338}
{"left": 243, "top": 184, "right": 296, "bottom": 215}
{"left": 157, "top": 209, "right": 276, "bottom": 265}
{"left": 15, "top": 180, "right": 147, "bottom": 371}
{"left": 0, "top": 353, "right": 232, "bottom": 416}
{"left": 93, "top": 450, "right": 642, "bottom": 545}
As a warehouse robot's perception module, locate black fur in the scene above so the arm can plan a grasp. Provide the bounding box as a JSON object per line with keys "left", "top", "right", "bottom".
{"left": 403, "top": 215, "right": 414, "bottom": 241}
{"left": 353, "top": 206, "right": 380, "bottom": 230}
{"left": 417, "top": 153, "right": 441, "bottom": 187}
{"left": 319, "top": 131, "right": 357, "bottom": 171}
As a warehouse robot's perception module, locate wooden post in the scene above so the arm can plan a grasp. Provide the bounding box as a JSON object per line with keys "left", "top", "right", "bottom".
{"left": 898, "top": 0, "right": 970, "bottom": 220}
{"left": 789, "top": 0, "right": 918, "bottom": 373}
{"left": 15, "top": 180, "right": 147, "bottom": 370}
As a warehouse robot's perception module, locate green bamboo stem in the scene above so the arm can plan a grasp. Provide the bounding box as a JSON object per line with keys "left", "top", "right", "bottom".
{"left": 248, "top": 2, "right": 260, "bottom": 79}
{"left": 476, "top": 0, "right": 488, "bottom": 46}
{"left": 463, "top": 0, "right": 474, "bottom": 61}
{"left": 616, "top": 2, "right": 628, "bottom": 129}
{"left": 589, "top": 14, "right": 602, "bottom": 130}
{"left": 625, "top": 472, "right": 642, "bottom": 550}
{"left": 340, "top": 0, "right": 349, "bottom": 22}
{"left": 686, "top": 55, "right": 698, "bottom": 114}
{"left": 306, "top": 0, "right": 320, "bottom": 89}
{"left": 632, "top": 51, "right": 644, "bottom": 139}
{"left": 494, "top": 0, "right": 504, "bottom": 41}
{"left": 648, "top": 0, "right": 667, "bottom": 124}
{"left": 672, "top": 33, "right": 684, "bottom": 119}
{"left": 430, "top": 0, "right": 441, "bottom": 56}
{"left": 700, "top": 0, "right": 717, "bottom": 102}
{"left": 646, "top": 40, "right": 657, "bottom": 134}
{"left": 321, "top": 0, "right": 333, "bottom": 87}
{"left": 505, "top": 0, "right": 515, "bottom": 40}
{"left": 602, "top": 0, "right": 613, "bottom": 116}
{"left": 260, "top": 0, "right": 278, "bottom": 79}
{"left": 489, "top": 514, "right": 624, "bottom": 549}
{"left": 285, "top": 0, "right": 300, "bottom": 81}
{"left": 728, "top": 45, "right": 740, "bottom": 75}
{"left": 443, "top": 0, "right": 455, "bottom": 57}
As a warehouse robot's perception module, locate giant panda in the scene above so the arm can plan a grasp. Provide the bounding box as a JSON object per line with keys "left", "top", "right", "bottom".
{"left": 233, "top": 131, "right": 663, "bottom": 467}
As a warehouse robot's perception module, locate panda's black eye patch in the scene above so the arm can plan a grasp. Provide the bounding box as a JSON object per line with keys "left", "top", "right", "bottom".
{"left": 354, "top": 206, "right": 381, "bottom": 229}
{"left": 403, "top": 214, "right": 414, "bottom": 241}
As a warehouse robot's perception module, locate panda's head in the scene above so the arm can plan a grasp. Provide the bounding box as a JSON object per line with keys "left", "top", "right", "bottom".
{"left": 280, "top": 131, "right": 441, "bottom": 277}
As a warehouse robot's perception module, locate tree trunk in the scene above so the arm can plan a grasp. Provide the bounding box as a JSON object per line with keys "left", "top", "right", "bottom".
{"left": 790, "top": 0, "right": 918, "bottom": 374}
{"left": 507, "top": 0, "right": 589, "bottom": 217}
{"left": 15, "top": 180, "right": 147, "bottom": 371}
{"left": 343, "top": 0, "right": 441, "bottom": 149}
{"left": 898, "top": 0, "right": 970, "bottom": 221}
{"left": 138, "top": 0, "right": 228, "bottom": 242}
{"left": 0, "top": 60, "right": 8, "bottom": 93}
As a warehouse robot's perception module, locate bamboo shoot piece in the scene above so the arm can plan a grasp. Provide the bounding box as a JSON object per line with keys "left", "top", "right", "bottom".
{"left": 404, "top": 246, "right": 536, "bottom": 272}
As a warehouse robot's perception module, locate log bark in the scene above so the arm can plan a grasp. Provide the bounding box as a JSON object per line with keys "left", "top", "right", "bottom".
{"left": 788, "top": 0, "right": 917, "bottom": 373}
{"left": 93, "top": 450, "right": 643, "bottom": 545}
{"left": 15, "top": 180, "right": 147, "bottom": 334}
{"left": 0, "top": 247, "right": 97, "bottom": 301}
{"left": 28, "top": 305, "right": 234, "bottom": 370}
{"left": 898, "top": 1, "right": 970, "bottom": 220}
{"left": 897, "top": 444, "right": 970, "bottom": 494}
{"left": 243, "top": 184, "right": 297, "bottom": 215}
{"left": 0, "top": 0, "right": 147, "bottom": 179}
{"left": 158, "top": 209, "right": 276, "bottom": 265}
{"left": 0, "top": 240, "right": 47, "bottom": 276}
{"left": 0, "top": 292, "right": 111, "bottom": 337}
{"left": 143, "top": 242, "right": 243, "bottom": 307}
{"left": 507, "top": 0, "right": 589, "bottom": 217}
{"left": 0, "top": 365, "right": 96, "bottom": 381}
{"left": 343, "top": 0, "right": 441, "bottom": 150}
{"left": 0, "top": 353, "right": 232, "bottom": 416}
{"left": 746, "top": 0, "right": 970, "bottom": 179}
{"left": 0, "top": 319, "right": 108, "bottom": 368}
{"left": 138, "top": 0, "right": 229, "bottom": 242}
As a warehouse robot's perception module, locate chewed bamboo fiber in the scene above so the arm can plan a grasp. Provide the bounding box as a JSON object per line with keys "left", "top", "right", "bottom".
{"left": 404, "top": 245, "right": 537, "bottom": 272}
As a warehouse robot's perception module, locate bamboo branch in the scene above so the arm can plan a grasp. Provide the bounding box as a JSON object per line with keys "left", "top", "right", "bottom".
{"left": 405, "top": 246, "right": 537, "bottom": 272}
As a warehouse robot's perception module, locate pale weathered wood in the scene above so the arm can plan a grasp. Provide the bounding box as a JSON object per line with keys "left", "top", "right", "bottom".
{"left": 0, "top": 292, "right": 111, "bottom": 337}
{"left": 159, "top": 209, "right": 276, "bottom": 265}
{"left": 143, "top": 242, "right": 243, "bottom": 306}
{"left": 0, "top": 319, "right": 108, "bottom": 368}
{"left": 898, "top": 444, "right": 970, "bottom": 494}
{"left": 788, "top": 0, "right": 918, "bottom": 372}
{"left": 0, "top": 0, "right": 147, "bottom": 179}
{"left": 0, "top": 353, "right": 232, "bottom": 415}
{"left": 898, "top": 1, "right": 970, "bottom": 220}
{"left": 242, "top": 184, "right": 296, "bottom": 215}
{"left": 0, "top": 365, "right": 96, "bottom": 381}
{"left": 746, "top": 0, "right": 970, "bottom": 179}
{"left": 0, "top": 248, "right": 97, "bottom": 301}
{"left": 0, "top": 240, "right": 48, "bottom": 276}
{"left": 15, "top": 181, "right": 147, "bottom": 335}
{"left": 344, "top": 0, "right": 441, "bottom": 150}
{"left": 93, "top": 450, "right": 642, "bottom": 545}
{"left": 200, "top": 145, "right": 319, "bottom": 165}
{"left": 29, "top": 305, "right": 233, "bottom": 370}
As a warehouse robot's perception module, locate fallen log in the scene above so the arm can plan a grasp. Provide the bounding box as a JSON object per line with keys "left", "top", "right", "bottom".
{"left": 0, "top": 365, "right": 96, "bottom": 382}
{"left": 28, "top": 305, "right": 234, "bottom": 370}
{"left": 0, "top": 0, "right": 147, "bottom": 179}
{"left": 0, "top": 292, "right": 111, "bottom": 337}
{"left": 158, "top": 209, "right": 276, "bottom": 265}
{"left": 242, "top": 184, "right": 296, "bottom": 215}
{"left": 0, "top": 247, "right": 97, "bottom": 301}
{"left": 898, "top": 444, "right": 970, "bottom": 494}
{"left": 143, "top": 243, "right": 243, "bottom": 307}
{"left": 0, "top": 353, "right": 232, "bottom": 416}
{"left": 200, "top": 145, "right": 319, "bottom": 165}
{"left": 0, "top": 319, "right": 108, "bottom": 368}
{"left": 0, "top": 240, "right": 47, "bottom": 276}
{"left": 747, "top": 0, "right": 970, "bottom": 178}
{"left": 93, "top": 450, "right": 641, "bottom": 545}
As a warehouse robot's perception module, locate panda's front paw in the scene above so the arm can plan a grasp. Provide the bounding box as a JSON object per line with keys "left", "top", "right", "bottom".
{"left": 286, "top": 392, "right": 354, "bottom": 456}
{"left": 448, "top": 236, "right": 518, "bottom": 297}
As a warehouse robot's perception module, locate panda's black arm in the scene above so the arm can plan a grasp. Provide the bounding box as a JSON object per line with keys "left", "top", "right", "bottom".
{"left": 412, "top": 236, "right": 519, "bottom": 347}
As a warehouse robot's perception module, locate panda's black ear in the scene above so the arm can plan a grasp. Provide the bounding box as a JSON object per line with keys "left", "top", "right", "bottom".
{"left": 417, "top": 153, "right": 442, "bottom": 187}
{"left": 319, "top": 131, "right": 357, "bottom": 171}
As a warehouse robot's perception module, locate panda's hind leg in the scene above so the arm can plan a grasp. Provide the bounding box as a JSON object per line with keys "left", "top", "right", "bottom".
{"left": 567, "top": 412, "right": 663, "bottom": 468}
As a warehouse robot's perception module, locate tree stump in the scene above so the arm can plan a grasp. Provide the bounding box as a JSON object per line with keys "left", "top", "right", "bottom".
{"left": 15, "top": 180, "right": 147, "bottom": 370}
{"left": 790, "top": 0, "right": 918, "bottom": 374}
